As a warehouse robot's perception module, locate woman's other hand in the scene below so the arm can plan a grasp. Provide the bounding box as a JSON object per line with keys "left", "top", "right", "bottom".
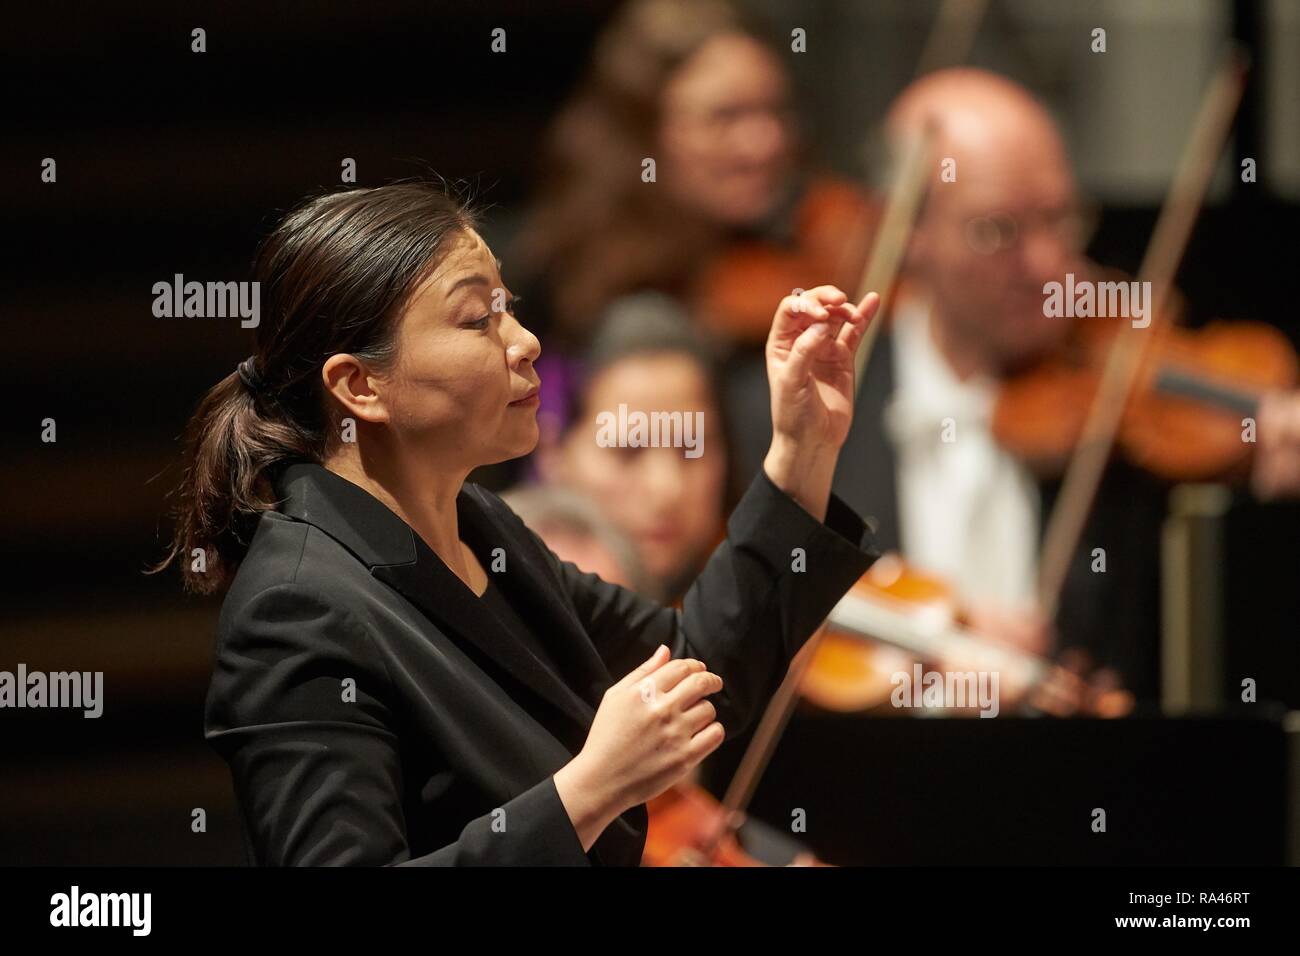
{"left": 553, "top": 644, "right": 725, "bottom": 851}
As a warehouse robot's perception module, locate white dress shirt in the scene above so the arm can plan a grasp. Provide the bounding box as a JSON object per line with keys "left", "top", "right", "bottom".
{"left": 884, "top": 299, "right": 1041, "bottom": 607}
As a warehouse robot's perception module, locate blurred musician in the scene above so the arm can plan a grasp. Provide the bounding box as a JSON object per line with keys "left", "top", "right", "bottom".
{"left": 833, "top": 68, "right": 1162, "bottom": 701}
{"left": 511, "top": 0, "right": 875, "bottom": 371}
{"left": 533, "top": 293, "right": 734, "bottom": 604}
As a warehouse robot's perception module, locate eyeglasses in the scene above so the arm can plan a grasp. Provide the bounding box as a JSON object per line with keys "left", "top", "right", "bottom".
{"left": 957, "top": 204, "right": 1099, "bottom": 256}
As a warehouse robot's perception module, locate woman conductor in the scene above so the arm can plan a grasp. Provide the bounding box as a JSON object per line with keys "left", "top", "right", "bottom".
{"left": 159, "top": 181, "right": 881, "bottom": 865}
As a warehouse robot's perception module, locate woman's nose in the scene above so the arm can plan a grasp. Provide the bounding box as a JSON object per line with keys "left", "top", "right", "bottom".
{"left": 504, "top": 315, "right": 541, "bottom": 365}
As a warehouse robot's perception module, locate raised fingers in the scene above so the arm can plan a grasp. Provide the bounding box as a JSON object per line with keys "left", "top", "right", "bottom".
{"left": 775, "top": 285, "right": 851, "bottom": 334}
{"left": 799, "top": 285, "right": 849, "bottom": 308}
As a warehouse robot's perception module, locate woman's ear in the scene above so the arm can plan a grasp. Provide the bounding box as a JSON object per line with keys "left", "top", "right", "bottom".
{"left": 321, "top": 354, "right": 389, "bottom": 424}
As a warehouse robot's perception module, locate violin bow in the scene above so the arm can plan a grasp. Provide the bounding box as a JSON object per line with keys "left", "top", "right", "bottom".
{"left": 1036, "top": 49, "right": 1249, "bottom": 619}
{"left": 708, "top": 121, "right": 939, "bottom": 846}
{"left": 699, "top": 0, "right": 984, "bottom": 861}
{"left": 851, "top": 119, "right": 938, "bottom": 385}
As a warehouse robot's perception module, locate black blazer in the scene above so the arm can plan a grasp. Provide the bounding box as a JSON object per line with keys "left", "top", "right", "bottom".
{"left": 204, "top": 461, "right": 879, "bottom": 866}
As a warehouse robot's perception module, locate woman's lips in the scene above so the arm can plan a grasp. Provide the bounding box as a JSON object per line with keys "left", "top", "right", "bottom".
{"left": 508, "top": 393, "right": 540, "bottom": 407}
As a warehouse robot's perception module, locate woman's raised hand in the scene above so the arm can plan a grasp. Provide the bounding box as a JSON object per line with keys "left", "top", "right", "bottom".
{"left": 766, "top": 286, "right": 879, "bottom": 453}
{"left": 760, "top": 286, "right": 880, "bottom": 520}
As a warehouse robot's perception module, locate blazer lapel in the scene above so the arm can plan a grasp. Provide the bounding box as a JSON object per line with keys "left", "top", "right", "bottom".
{"left": 458, "top": 486, "right": 616, "bottom": 711}
{"left": 373, "top": 541, "right": 599, "bottom": 752}
{"left": 275, "top": 463, "right": 597, "bottom": 749}
{"left": 457, "top": 488, "right": 653, "bottom": 867}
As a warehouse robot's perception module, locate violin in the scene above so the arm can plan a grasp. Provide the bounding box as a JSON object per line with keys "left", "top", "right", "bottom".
{"left": 643, "top": 784, "right": 762, "bottom": 866}
{"left": 803, "top": 553, "right": 1135, "bottom": 718}
{"left": 642, "top": 783, "right": 827, "bottom": 866}
{"left": 992, "top": 266, "right": 1298, "bottom": 483}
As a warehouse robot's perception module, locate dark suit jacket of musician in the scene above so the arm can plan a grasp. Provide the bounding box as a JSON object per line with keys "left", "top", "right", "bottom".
{"left": 203, "top": 460, "right": 879, "bottom": 865}
{"left": 830, "top": 331, "right": 1167, "bottom": 700}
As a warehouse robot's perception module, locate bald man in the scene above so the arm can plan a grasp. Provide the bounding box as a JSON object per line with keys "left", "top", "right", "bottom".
{"left": 831, "top": 68, "right": 1166, "bottom": 700}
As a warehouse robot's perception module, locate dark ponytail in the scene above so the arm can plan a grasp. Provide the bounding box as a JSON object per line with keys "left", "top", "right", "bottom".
{"left": 154, "top": 180, "right": 477, "bottom": 594}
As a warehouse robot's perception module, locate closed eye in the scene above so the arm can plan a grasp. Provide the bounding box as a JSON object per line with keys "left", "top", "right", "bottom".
{"left": 463, "top": 296, "right": 523, "bottom": 332}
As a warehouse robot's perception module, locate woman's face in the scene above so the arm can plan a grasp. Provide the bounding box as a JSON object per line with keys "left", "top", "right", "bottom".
{"left": 555, "top": 352, "right": 727, "bottom": 587}
{"left": 376, "top": 229, "right": 542, "bottom": 471}
{"left": 658, "top": 33, "right": 795, "bottom": 227}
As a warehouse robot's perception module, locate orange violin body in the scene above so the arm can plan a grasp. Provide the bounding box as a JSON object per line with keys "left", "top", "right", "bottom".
{"left": 992, "top": 273, "right": 1298, "bottom": 482}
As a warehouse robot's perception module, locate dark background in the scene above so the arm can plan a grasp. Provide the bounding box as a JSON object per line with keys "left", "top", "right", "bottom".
{"left": 2, "top": 0, "right": 1297, "bottom": 864}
